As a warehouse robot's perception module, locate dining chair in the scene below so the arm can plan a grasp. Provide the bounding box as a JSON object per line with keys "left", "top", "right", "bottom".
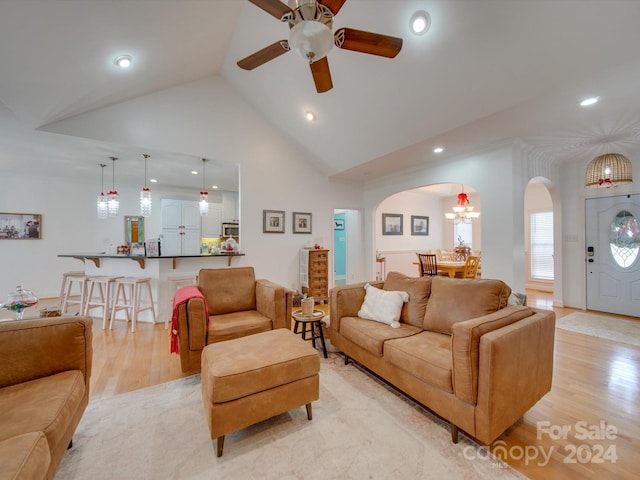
{"left": 461, "top": 256, "right": 480, "bottom": 278}
{"left": 416, "top": 253, "right": 438, "bottom": 276}
{"left": 437, "top": 249, "right": 455, "bottom": 261}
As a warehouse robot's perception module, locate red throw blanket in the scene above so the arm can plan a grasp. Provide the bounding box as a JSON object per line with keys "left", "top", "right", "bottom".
{"left": 170, "top": 286, "right": 209, "bottom": 354}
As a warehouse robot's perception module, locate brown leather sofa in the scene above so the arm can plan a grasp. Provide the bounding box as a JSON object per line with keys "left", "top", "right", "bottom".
{"left": 175, "top": 267, "right": 293, "bottom": 373}
{"left": 328, "top": 272, "right": 555, "bottom": 445}
{"left": 0, "top": 316, "right": 93, "bottom": 480}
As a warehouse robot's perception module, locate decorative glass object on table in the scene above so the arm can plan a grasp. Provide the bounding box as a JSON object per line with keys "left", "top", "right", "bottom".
{"left": 1, "top": 285, "right": 38, "bottom": 319}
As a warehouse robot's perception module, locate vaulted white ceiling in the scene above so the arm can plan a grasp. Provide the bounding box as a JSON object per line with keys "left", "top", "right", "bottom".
{"left": 1, "top": 0, "right": 639, "bottom": 189}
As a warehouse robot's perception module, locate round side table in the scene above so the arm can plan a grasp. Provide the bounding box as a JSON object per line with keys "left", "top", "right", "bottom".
{"left": 292, "top": 309, "right": 328, "bottom": 358}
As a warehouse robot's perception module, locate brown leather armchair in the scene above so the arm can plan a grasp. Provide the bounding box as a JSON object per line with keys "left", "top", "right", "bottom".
{"left": 175, "top": 267, "right": 293, "bottom": 373}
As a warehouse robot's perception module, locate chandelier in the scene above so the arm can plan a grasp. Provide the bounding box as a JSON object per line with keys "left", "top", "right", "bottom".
{"left": 585, "top": 153, "right": 633, "bottom": 188}
{"left": 199, "top": 158, "right": 208, "bottom": 216}
{"left": 140, "top": 154, "right": 152, "bottom": 217}
{"left": 445, "top": 187, "right": 480, "bottom": 224}
{"left": 96, "top": 163, "right": 108, "bottom": 219}
{"left": 107, "top": 157, "right": 119, "bottom": 217}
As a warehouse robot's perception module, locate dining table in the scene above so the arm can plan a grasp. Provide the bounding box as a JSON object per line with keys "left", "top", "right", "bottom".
{"left": 436, "top": 261, "right": 467, "bottom": 277}
{"left": 413, "top": 260, "right": 467, "bottom": 277}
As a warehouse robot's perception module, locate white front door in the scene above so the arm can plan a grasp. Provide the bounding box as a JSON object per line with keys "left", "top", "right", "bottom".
{"left": 585, "top": 194, "right": 640, "bottom": 317}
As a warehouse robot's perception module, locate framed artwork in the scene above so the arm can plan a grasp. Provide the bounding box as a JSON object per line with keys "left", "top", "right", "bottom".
{"left": 382, "top": 213, "right": 403, "bottom": 235}
{"left": 263, "top": 210, "right": 285, "bottom": 233}
{"left": 125, "top": 216, "right": 144, "bottom": 245}
{"left": 334, "top": 219, "right": 345, "bottom": 230}
{"left": 411, "top": 215, "right": 429, "bottom": 236}
{"left": 293, "top": 212, "right": 312, "bottom": 234}
{"left": 0, "top": 213, "right": 41, "bottom": 239}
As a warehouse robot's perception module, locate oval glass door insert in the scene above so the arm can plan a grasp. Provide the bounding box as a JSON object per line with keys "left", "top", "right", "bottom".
{"left": 609, "top": 210, "right": 640, "bottom": 268}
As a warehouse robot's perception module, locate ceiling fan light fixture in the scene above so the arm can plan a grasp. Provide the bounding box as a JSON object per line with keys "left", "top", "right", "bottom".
{"left": 410, "top": 10, "right": 431, "bottom": 35}
{"left": 289, "top": 21, "right": 333, "bottom": 62}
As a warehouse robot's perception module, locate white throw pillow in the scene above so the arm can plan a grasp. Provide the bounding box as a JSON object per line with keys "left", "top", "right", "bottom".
{"left": 358, "top": 283, "right": 409, "bottom": 328}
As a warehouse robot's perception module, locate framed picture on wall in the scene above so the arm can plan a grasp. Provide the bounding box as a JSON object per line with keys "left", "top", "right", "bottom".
{"left": 411, "top": 215, "right": 429, "bottom": 236}
{"left": 0, "top": 213, "right": 42, "bottom": 239}
{"left": 263, "top": 210, "right": 285, "bottom": 233}
{"left": 293, "top": 212, "right": 312, "bottom": 234}
{"left": 382, "top": 213, "right": 403, "bottom": 235}
{"left": 125, "top": 216, "right": 144, "bottom": 245}
{"left": 334, "top": 219, "right": 345, "bottom": 230}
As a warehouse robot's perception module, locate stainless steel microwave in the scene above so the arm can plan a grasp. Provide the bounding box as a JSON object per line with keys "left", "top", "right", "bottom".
{"left": 222, "top": 222, "right": 239, "bottom": 237}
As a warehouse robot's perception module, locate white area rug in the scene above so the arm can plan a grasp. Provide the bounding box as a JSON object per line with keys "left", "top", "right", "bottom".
{"left": 57, "top": 357, "right": 524, "bottom": 480}
{"left": 556, "top": 311, "right": 640, "bottom": 347}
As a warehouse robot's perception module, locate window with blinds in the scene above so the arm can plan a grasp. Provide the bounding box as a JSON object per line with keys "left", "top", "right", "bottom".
{"left": 453, "top": 222, "right": 473, "bottom": 249}
{"left": 530, "top": 211, "right": 554, "bottom": 280}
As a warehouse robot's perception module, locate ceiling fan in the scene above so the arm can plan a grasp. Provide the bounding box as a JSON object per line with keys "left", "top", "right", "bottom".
{"left": 237, "top": 0, "right": 403, "bottom": 93}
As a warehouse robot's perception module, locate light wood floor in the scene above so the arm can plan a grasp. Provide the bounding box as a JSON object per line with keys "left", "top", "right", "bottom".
{"left": 47, "top": 291, "right": 638, "bottom": 479}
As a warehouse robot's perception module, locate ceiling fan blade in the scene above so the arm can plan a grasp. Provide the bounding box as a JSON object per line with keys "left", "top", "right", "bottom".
{"left": 334, "top": 28, "right": 403, "bottom": 58}
{"left": 237, "top": 40, "right": 290, "bottom": 70}
{"left": 248, "top": 0, "right": 295, "bottom": 22}
{"left": 310, "top": 57, "right": 333, "bottom": 93}
{"left": 318, "top": 0, "right": 347, "bottom": 15}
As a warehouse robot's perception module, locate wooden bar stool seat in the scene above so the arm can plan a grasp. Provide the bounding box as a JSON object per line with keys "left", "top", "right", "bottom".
{"left": 110, "top": 277, "right": 156, "bottom": 332}
{"left": 83, "top": 275, "right": 121, "bottom": 329}
{"left": 59, "top": 273, "right": 87, "bottom": 315}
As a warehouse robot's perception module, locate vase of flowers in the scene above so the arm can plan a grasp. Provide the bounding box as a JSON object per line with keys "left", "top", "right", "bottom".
{"left": 454, "top": 236, "right": 471, "bottom": 261}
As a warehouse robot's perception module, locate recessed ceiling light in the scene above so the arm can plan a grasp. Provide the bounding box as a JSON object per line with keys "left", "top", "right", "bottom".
{"left": 150, "top": 179, "right": 158, "bottom": 183}
{"left": 191, "top": 170, "right": 198, "bottom": 175}
{"left": 211, "top": 185, "right": 219, "bottom": 189}
{"left": 579, "top": 96, "right": 599, "bottom": 107}
{"left": 305, "top": 111, "right": 316, "bottom": 122}
{"left": 410, "top": 10, "right": 431, "bottom": 35}
{"left": 433, "top": 147, "right": 444, "bottom": 153}
{"left": 113, "top": 55, "right": 132, "bottom": 68}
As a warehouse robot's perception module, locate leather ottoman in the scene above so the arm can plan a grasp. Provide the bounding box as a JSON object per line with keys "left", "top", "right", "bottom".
{"left": 201, "top": 328, "right": 320, "bottom": 456}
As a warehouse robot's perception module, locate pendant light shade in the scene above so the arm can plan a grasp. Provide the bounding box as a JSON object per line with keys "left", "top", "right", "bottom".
{"left": 107, "top": 156, "right": 119, "bottom": 217}
{"left": 199, "top": 158, "right": 208, "bottom": 216}
{"left": 140, "top": 154, "right": 152, "bottom": 217}
{"left": 585, "top": 153, "right": 633, "bottom": 188}
{"left": 96, "top": 163, "right": 108, "bottom": 219}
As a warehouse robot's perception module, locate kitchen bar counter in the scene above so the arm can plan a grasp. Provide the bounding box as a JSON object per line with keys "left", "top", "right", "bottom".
{"left": 58, "top": 252, "right": 245, "bottom": 327}
{"left": 58, "top": 252, "right": 244, "bottom": 269}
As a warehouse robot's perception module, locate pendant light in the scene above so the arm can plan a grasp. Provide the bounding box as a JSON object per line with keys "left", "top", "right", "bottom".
{"left": 199, "top": 158, "right": 208, "bottom": 216}
{"left": 96, "top": 163, "right": 108, "bottom": 219}
{"left": 140, "top": 154, "right": 152, "bottom": 217}
{"left": 107, "top": 156, "right": 119, "bottom": 217}
{"left": 445, "top": 185, "right": 480, "bottom": 224}
{"left": 585, "top": 152, "right": 633, "bottom": 188}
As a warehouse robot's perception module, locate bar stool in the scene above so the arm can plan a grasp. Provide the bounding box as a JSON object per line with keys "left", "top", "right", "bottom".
{"left": 83, "top": 276, "right": 121, "bottom": 329}
{"left": 110, "top": 277, "right": 156, "bottom": 332}
{"left": 59, "top": 273, "right": 87, "bottom": 314}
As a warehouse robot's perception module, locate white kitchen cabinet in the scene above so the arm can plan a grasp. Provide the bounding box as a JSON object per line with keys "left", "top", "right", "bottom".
{"left": 222, "top": 192, "right": 238, "bottom": 223}
{"left": 161, "top": 199, "right": 200, "bottom": 230}
{"left": 161, "top": 228, "right": 200, "bottom": 256}
{"left": 201, "top": 203, "right": 222, "bottom": 237}
{"left": 161, "top": 199, "right": 201, "bottom": 255}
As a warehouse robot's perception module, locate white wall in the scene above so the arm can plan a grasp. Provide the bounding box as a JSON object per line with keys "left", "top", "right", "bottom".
{"left": 363, "top": 144, "right": 525, "bottom": 291}
{"left": 1, "top": 76, "right": 364, "bottom": 299}
{"left": 374, "top": 189, "right": 445, "bottom": 277}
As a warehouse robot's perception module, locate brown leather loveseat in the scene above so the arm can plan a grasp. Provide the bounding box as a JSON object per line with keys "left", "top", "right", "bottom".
{"left": 328, "top": 272, "right": 555, "bottom": 445}
{"left": 0, "top": 316, "right": 93, "bottom": 480}
{"left": 174, "top": 267, "right": 293, "bottom": 373}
